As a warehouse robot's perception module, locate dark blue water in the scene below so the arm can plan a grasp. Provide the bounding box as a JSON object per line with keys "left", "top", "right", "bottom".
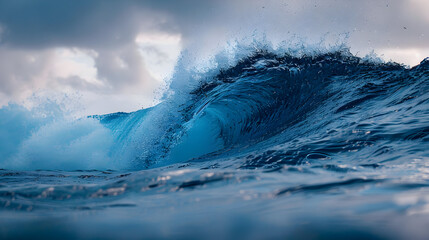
{"left": 1, "top": 48, "right": 429, "bottom": 239}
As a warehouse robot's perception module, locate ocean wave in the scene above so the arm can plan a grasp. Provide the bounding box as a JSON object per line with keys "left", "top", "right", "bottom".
{"left": 0, "top": 46, "right": 428, "bottom": 171}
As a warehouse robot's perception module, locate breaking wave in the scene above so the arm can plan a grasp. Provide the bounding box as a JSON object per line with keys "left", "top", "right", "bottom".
{"left": 0, "top": 45, "right": 428, "bottom": 170}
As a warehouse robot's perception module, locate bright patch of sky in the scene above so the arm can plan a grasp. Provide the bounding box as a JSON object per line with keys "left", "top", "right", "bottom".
{"left": 135, "top": 32, "right": 182, "bottom": 82}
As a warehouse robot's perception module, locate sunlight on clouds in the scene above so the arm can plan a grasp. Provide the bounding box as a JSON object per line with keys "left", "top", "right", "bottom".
{"left": 53, "top": 48, "right": 103, "bottom": 87}
{"left": 377, "top": 48, "right": 429, "bottom": 67}
{"left": 135, "top": 32, "right": 182, "bottom": 82}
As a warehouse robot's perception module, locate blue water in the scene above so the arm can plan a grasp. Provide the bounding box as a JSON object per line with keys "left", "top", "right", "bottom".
{"left": 1, "top": 47, "right": 429, "bottom": 239}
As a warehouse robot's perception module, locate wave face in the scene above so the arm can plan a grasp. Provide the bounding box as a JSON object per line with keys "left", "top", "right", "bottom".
{"left": 95, "top": 49, "right": 429, "bottom": 170}
{"left": 1, "top": 47, "right": 429, "bottom": 239}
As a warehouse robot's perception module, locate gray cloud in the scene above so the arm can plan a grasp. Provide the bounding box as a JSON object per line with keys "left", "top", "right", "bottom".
{"left": 0, "top": 0, "right": 215, "bottom": 49}
{"left": 0, "top": 0, "right": 428, "bottom": 113}
{"left": 95, "top": 43, "right": 157, "bottom": 93}
{"left": 0, "top": 47, "right": 54, "bottom": 100}
{"left": 0, "top": 0, "right": 427, "bottom": 49}
{"left": 0, "top": 1, "right": 150, "bottom": 48}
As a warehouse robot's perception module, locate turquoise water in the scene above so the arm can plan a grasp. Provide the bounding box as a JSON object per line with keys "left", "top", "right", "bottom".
{"left": 1, "top": 49, "right": 429, "bottom": 239}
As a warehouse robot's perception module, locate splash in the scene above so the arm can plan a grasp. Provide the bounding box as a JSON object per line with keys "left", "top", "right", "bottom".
{"left": 0, "top": 43, "right": 428, "bottom": 171}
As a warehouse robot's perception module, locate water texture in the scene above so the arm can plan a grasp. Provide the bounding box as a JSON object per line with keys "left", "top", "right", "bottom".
{"left": 1, "top": 48, "right": 429, "bottom": 239}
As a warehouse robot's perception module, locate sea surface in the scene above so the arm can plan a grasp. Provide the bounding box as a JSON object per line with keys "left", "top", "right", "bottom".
{"left": 1, "top": 47, "right": 429, "bottom": 239}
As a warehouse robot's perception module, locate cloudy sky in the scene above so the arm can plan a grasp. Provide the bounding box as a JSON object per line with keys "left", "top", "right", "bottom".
{"left": 0, "top": 0, "right": 428, "bottom": 115}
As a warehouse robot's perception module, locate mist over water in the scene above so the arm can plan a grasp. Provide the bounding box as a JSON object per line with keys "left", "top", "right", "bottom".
{"left": 1, "top": 41, "right": 429, "bottom": 239}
